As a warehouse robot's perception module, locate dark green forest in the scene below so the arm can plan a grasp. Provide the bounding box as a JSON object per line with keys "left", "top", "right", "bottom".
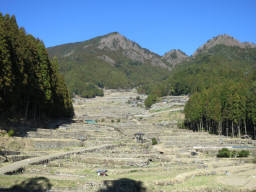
{"left": 145, "top": 45, "right": 256, "bottom": 138}
{"left": 0, "top": 13, "right": 74, "bottom": 121}
{"left": 184, "top": 80, "right": 256, "bottom": 138}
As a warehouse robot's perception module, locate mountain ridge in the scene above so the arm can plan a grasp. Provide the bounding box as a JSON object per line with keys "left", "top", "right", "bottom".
{"left": 47, "top": 32, "right": 256, "bottom": 97}
{"left": 47, "top": 32, "right": 171, "bottom": 96}
{"left": 193, "top": 34, "right": 256, "bottom": 56}
{"left": 48, "top": 32, "right": 171, "bottom": 69}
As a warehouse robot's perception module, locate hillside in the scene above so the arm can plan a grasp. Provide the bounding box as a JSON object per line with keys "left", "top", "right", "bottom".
{"left": 147, "top": 35, "right": 256, "bottom": 96}
{"left": 47, "top": 32, "right": 173, "bottom": 96}
{"left": 168, "top": 44, "right": 256, "bottom": 94}
{"left": 144, "top": 35, "right": 256, "bottom": 138}
{"left": 145, "top": 35, "right": 256, "bottom": 105}
{"left": 162, "top": 49, "right": 189, "bottom": 67}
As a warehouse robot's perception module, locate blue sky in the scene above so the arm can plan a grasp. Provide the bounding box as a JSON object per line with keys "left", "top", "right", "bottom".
{"left": 1, "top": 0, "right": 256, "bottom": 55}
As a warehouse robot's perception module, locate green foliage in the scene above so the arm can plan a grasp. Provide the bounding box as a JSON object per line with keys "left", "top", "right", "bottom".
{"left": 184, "top": 80, "right": 256, "bottom": 138}
{"left": 47, "top": 33, "right": 169, "bottom": 97}
{"left": 148, "top": 45, "right": 256, "bottom": 97}
{"left": 237, "top": 150, "right": 250, "bottom": 158}
{"left": 157, "top": 45, "right": 256, "bottom": 138}
{"left": 0, "top": 13, "right": 73, "bottom": 120}
{"left": 117, "top": 119, "right": 120, "bottom": 123}
{"left": 152, "top": 138, "right": 158, "bottom": 145}
{"left": 217, "top": 148, "right": 231, "bottom": 158}
{"left": 7, "top": 129, "right": 15, "bottom": 137}
{"left": 144, "top": 94, "right": 157, "bottom": 109}
{"left": 111, "top": 119, "right": 114, "bottom": 123}
{"left": 217, "top": 148, "right": 250, "bottom": 158}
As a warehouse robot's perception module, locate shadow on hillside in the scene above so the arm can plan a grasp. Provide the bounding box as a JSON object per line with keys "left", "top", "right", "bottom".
{"left": 97, "top": 178, "right": 147, "bottom": 192}
{"left": 0, "top": 177, "right": 52, "bottom": 192}
{"left": 0, "top": 118, "right": 73, "bottom": 137}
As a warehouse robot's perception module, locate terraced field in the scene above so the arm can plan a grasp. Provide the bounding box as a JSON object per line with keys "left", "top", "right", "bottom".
{"left": 0, "top": 90, "right": 256, "bottom": 192}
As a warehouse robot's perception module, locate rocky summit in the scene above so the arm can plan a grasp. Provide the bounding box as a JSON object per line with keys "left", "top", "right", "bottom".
{"left": 193, "top": 34, "right": 256, "bottom": 56}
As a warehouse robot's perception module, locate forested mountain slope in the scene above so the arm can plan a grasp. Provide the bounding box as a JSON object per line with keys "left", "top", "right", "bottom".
{"left": 167, "top": 45, "right": 256, "bottom": 95}
{"left": 47, "top": 32, "right": 172, "bottom": 97}
{"left": 181, "top": 44, "right": 256, "bottom": 138}
{"left": 0, "top": 13, "right": 74, "bottom": 120}
{"left": 145, "top": 35, "right": 256, "bottom": 138}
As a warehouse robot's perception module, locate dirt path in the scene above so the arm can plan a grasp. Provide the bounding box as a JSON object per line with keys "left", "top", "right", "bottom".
{"left": 0, "top": 144, "right": 118, "bottom": 175}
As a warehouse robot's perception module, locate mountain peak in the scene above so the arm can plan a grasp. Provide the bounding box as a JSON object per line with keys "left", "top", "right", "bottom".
{"left": 193, "top": 34, "right": 256, "bottom": 56}
{"left": 96, "top": 32, "right": 170, "bottom": 69}
{"left": 162, "top": 49, "right": 188, "bottom": 67}
{"left": 98, "top": 32, "right": 134, "bottom": 50}
{"left": 106, "top": 31, "right": 121, "bottom": 36}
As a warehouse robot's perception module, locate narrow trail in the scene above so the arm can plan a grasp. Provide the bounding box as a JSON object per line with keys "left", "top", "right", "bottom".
{"left": 0, "top": 144, "right": 118, "bottom": 175}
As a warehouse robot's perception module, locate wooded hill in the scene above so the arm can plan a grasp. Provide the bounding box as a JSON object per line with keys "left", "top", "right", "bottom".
{"left": 0, "top": 13, "right": 74, "bottom": 121}
{"left": 47, "top": 32, "right": 180, "bottom": 97}
{"left": 145, "top": 36, "right": 256, "bottom": 138}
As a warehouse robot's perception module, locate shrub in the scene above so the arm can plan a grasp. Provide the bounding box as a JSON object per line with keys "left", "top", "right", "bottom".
{"left": 217, "top": 149, "right": 250, "bottom": 158}
{"left": 136, "top": 96, "right": 140, "bottom": 100}
{"left": 217, "top": 148, "right": 230, "bottom": 158}
{"left": 117, "top": 119, "right": 120, "bottom": 123}
{"left": 231, "top": 150, "right": 237, "bottom": 158}
{"left": 8, "top": 129, "right": 15, "bottom": 137}
{"left": 237, "top": 150, "right": 250, "bottom": 157}
{"left": 152, "top": 138, "right": 158, "bottom": 145}
{"left": 101, "top": 119, "right": 105, "bottom": 122}
{"left": 111, "top": 120, "right": 114, "bottom": 123}
{"left": 144, "top": 94, "right": 157, "bottom": 109}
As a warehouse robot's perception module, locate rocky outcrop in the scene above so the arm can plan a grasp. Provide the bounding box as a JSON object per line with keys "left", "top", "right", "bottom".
{"left": 97, "top": 32, "right": 169, "bottom": 69}
{"left": 193, "top": 34, "right": 256, "bottom": 56}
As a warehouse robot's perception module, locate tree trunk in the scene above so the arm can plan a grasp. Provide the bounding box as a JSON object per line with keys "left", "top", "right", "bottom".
{"left": 34, "top": 104, "right": 37, "bottom": 120}
{"left": 244, "top": 119, "right": 247, "bottom": 135}
{"left": 25, "top": 98, "right": 30, "bottom": 120}
{"left": 218, "top": 121, "right": 222, "bottom": 136}
{"left": 237, "top": 123, "right": 241, "bottom": 138}
{"left": 231, "top": 121, "right": 234, "bottom": 138}
{"left": 254, "top": 125, "right": 256, "bottom": 140}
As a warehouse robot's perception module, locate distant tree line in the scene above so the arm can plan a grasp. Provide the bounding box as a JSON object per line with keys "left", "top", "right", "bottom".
{"left": 0, "top": 13, "right": 73, "bottom": 121}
